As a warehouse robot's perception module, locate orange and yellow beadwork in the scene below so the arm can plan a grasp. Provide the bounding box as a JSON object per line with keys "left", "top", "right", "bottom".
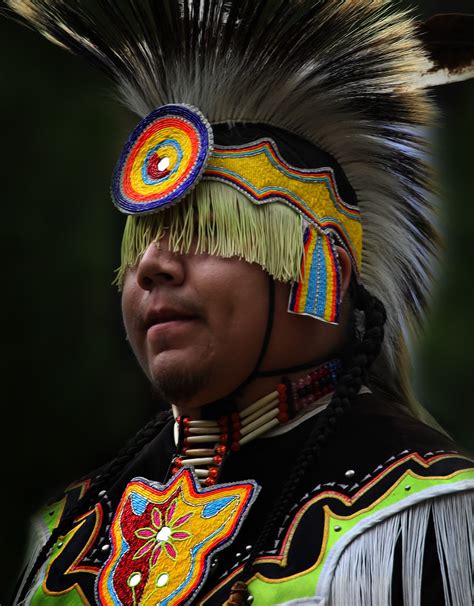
{"left": 97, "top": 469, "right": 258, "bottom": 605}
{"left": 112, "top": 104, "right": 213, "bottom": 215}
{"left": 289, "top": 227, "right": 342, "bottom": 323}
{"left": 112, "top": 104, "right": 363, "bottom": 324}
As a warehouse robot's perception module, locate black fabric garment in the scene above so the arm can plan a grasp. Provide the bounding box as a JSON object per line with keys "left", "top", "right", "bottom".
{"left": 17, "top": 393, "right": 473, "bottom": 605}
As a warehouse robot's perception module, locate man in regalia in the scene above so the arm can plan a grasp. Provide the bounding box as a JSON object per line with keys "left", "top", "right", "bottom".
{"left": 8, "top": 1, "right": 474, "bottom": 604}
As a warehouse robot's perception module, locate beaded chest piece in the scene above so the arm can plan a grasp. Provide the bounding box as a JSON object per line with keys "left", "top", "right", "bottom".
{"left": 98, "top": 469, "right": 259, "bottom": 605}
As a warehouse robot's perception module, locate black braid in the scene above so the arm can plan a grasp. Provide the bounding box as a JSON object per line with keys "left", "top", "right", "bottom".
{"left": 240, "top": 283, "right": 387, "bottom": 581}
{"left": 17, "top": 410, "right": 172, "bottom": 604}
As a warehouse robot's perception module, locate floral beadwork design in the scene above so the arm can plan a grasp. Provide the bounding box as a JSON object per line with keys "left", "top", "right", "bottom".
{"left": 133, "top": 500, "right": 192, "bottom": 566}
{"left": 98, "top": 469, "right": 259, "bottom": 605}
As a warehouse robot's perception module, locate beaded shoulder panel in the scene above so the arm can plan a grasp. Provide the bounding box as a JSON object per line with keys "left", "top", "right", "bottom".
{"left": 200, "top": 449, "right": 474, "bottom": 605}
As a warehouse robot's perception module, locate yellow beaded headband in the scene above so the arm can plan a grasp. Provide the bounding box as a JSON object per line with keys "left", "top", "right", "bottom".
{"left": 113, "top": 105, "right": 362, "bottom": 324}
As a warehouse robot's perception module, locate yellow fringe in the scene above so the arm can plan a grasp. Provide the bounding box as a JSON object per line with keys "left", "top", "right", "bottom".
{"left": 114, "top": 181, "right": 304, "bottom": 289}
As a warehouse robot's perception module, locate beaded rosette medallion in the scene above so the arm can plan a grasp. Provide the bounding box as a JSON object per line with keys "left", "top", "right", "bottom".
{"left": 112, "top": 104, "right": 214, "bottom": 215}
{"left": 96, "top": 469, "right": 259, "bottom": 605}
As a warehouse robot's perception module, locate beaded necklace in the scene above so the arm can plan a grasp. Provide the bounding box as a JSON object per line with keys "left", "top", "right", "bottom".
{"left": 171, "top": 359, "right": 341, "bottom": 486}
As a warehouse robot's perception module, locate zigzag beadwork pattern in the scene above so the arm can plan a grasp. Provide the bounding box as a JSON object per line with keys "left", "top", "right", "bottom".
{"left": 200, "top": 451, "right": 474, "bottom": 605}
{"left": 205, "top": 139, "right": 362, "bottom": 271}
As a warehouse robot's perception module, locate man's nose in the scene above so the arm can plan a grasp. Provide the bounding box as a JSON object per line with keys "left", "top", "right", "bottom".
{"left": 135, "top": 242, "right": 186, "bottom": 291}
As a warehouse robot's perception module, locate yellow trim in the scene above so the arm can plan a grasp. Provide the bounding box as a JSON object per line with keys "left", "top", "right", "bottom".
{"left": 208, "top": 145, "right": 362, "bottom": 268}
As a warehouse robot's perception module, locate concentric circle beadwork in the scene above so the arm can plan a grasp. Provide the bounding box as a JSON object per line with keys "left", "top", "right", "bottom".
{"left": 112, "top": 104, "right": 213, "bottom": 215}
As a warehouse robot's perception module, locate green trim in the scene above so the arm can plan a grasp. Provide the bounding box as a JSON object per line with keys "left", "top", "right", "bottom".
{"left": 30, "top": 584, "right": 86, "bottom": 605}
{"left": 39, "top": 499, "right": 65, "bottom": 536}
{"left": 248, "top": 468, "right": 474, "bottom": 604}
{"left": 28, "top": 491, "right": 89, "bottom": 604}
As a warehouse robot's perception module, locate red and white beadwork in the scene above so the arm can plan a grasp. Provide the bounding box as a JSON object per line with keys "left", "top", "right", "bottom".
{"left": 172, "top": 360, "right": 341, "bottom": 486}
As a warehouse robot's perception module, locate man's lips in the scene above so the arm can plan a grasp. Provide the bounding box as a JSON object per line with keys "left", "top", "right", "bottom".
{"left": 144, "top": 308, "right": 199, "bottom": 332}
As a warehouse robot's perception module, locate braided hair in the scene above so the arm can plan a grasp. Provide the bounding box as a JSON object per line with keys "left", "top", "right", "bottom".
{"left": 16, "top": 410, "right": 172, "bottom": 604}
{"left": 237, "top": 282, "right": 387, "bottom": 588}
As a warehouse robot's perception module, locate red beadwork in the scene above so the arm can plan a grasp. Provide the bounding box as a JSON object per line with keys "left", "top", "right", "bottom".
{"left": 146, "top": 153, "right": 171, "bottom": 180}
{"left": 171, "top": 360, "right": 340, "bottom": 489}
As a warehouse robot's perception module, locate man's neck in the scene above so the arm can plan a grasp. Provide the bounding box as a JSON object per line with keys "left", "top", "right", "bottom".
{"left": 172, "top": 360, "right": 340, "bottom": 420}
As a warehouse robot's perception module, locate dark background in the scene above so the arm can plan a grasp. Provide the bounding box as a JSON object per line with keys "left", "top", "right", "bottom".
{"left": 0, "top": 1, "right": 472, "bottom": 602}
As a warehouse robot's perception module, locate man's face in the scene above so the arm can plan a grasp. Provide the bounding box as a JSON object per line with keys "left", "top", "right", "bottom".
{"left": 122, "top": 241, "right": 270, "bottom": 407}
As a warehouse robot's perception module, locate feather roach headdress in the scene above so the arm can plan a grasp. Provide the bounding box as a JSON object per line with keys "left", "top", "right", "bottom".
{"left": 6, "top": 0, "right": 474, "bottom": 415}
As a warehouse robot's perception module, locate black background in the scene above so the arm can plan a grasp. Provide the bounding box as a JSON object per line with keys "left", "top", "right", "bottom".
{"left": 0, "top": 1, "right": 473, "bottom": 602}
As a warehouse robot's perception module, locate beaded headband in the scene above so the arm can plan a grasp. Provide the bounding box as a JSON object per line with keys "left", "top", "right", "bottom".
{"left": 113, "top": 104, "right": 362, "bottom": 324}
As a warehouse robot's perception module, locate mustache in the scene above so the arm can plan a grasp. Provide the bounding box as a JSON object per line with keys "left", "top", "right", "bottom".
{"left": 139, "top": 295, "right": 207, "bottom": 329}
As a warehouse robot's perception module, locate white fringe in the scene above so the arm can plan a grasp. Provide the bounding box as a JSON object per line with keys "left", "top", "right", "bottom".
{"left": 401, "top": 502, "right": 430, "bottom": 606}
{"left": 432, "top": 492, "right": 473, "bottom": 606}
{"left": 278, "top": 490, "right": 474, "bottom": 606}
{"left": 329, "top": 515, "right": 400, "bottom": 606}
{"left": 328, "top": 492, "right": 473, "bottom": 606}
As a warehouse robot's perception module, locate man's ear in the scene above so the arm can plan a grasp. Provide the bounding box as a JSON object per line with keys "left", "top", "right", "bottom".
{"left": 335, "top": 246, "right": 352, "bottom": 299}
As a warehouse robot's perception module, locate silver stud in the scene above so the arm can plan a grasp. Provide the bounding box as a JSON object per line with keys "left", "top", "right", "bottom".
{"left": 334, "top": 525, "right": 342, "bottom": 532}
{"left": 236, "top": 552, "right": 242, "bottom": 558}
{"left": 98, "top": 490, "right": 107, "bottom": 498}
{"left": 57, "top": 541, "right": 63, "bottom": 548}
{"left": 405, "top": 485, "right": 411, "bottom": 491}
{"left": 211, "top": 557, "right": 219, "bottom": 568}
{"left": 101, "top": 544, "right": 110, "bottom": 552}
{"left": 344, "top": 469, "right": 355, "bottom": 479}
{"left": 245, "top": 544, "right": 252, "bottom": 551}
{"left": 247, "top": 595, "right": 254, "bottom": 604}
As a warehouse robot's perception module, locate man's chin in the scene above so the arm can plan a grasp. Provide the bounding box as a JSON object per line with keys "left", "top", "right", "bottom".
{"left": 148, "top": 360, "right": 209, "bottom": 405}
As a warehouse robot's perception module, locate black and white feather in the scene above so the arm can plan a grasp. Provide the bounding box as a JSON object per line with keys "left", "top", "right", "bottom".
{"left": 7, "top": 0, "right": 462, "bottom": 402}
